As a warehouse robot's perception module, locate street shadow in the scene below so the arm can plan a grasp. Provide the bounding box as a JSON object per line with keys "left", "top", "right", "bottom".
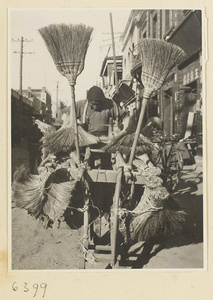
{"left": 171, "top": 177, "right": 203, "bottom": 247}
{"left": 130, "top": 175, "right": 204, "bottom": 269}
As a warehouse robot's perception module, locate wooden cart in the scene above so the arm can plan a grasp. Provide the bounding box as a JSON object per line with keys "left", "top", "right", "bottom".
{"left": 70, "top": 147, "right": 146, "bottom": 269}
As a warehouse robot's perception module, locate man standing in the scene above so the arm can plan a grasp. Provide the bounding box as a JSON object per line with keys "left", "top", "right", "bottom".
{"left": 76, "top": 85, "right": 122, "bottom": 137}
{"left": 27, "top": 116, "right": 43, "bottom": 174}
{"left": 76, "top": 86, "right": 123, "bottom": 216}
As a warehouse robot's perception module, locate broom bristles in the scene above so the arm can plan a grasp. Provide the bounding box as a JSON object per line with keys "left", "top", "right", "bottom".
{"left": 41, "top": 125, "right": 99, "bottom": 156}
{"left": 43, "top": 180, "right": 77, "bottom": 223}
{"left": 12, "top": 166, "right": 49, "bottom": 218}
{"left": 39, "top": 23, "right": 93, "bottom": 84}
{"left": 139, "top": 39, "right": 185, "bottom": 98}
{"left": 135, "top": 208, "right": 186, "bottom": 241}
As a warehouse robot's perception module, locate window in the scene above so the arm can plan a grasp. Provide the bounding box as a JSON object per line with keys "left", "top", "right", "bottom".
{"left": 117, "top": 71, "right": 122, "bottom": 82}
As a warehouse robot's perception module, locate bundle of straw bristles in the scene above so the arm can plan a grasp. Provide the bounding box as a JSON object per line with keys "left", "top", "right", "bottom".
{"left": 12, "top": 112, "right": 101, "bottom": 229}
{"left": 38, "top": 23, "right": 93, "bottom": 85}
{"left": 102, "top": 131, "right": 160, "bottom": 164}
{"left": 118, "top": 156, "right": 186, "bottom": 245}
{"left": 12, "top": 150, "right": 81, "bottom": 228}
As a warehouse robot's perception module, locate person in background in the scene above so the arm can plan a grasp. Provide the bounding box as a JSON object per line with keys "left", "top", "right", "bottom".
{"left": 12, "top": 126, "right": 21, "bottom": 147}
{"left": 27, "top": 116, "right": 43, "bottom": 174}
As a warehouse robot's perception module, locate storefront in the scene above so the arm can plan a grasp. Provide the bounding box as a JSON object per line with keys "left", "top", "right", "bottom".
{"left": 160, "top": 10, "right": 202, "bottom": 149}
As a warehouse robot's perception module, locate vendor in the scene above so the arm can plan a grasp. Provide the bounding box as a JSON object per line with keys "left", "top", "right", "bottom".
{"left": 76, "top": 85, "right": 123, "bottom": 137}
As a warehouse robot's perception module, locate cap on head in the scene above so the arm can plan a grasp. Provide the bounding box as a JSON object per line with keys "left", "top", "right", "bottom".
{"left": 87, "top": 86, "right": 105, "bottom": 102}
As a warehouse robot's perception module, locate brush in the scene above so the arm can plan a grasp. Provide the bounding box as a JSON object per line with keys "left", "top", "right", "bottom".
{"left": 41, "top": 125, "right": 99, "bottom": 157}
{"left": 12, "top": 165, "right": 53, "bottom": 218}
{"left": 39, "top": 23, "right": 93, "bottom": 163}
{"left": 128, "top": 39, "right": 185, "bottom": 166}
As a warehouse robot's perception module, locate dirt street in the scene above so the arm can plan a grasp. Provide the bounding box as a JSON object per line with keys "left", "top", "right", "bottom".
{"left": 11, "top": 139, "right": 204, "bottom": 270}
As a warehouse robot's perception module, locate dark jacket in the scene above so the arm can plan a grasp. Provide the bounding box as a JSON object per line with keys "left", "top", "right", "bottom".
{"left": 76, "top": 98, "right": 120, "bottom": 136}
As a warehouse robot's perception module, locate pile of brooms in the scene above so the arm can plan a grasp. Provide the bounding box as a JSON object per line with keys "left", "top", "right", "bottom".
{"left": 13, "top": 24, "right": 187, "bottom": 248}
{"left": 106, "top": 39, "right": 187, "bottom": 245}
{"left": 12, "top": 23, "right": 96, "bottom": 227}
{"left": 128, "top": 161, "right": 186, "bottom": 244}
{"left": 12, "top": 163, "right": 78, "bottom": 228}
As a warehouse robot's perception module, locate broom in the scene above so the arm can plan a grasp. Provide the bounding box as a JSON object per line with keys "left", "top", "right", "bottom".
{"left": 127, "top": 163, "right": 186, "bottom": 243}
{"left": 12, "top": 165, "right": 53, "bottom": 218}
{"left": 39, "top": 23, "right": 94, "bottom": 163}
{"left": 129, "top": 185, "right": 186, "bottom": 242}
{"left": 35, "top": 119, "right": 56, "bottom": 136}
{"left": 42, "top": 180, "right": 77, "bottom": 225}
{"left": 41, "top": 124, "right": 99, "bottom": 158}
{"left": 128, "top": 39, "right": 185, "bottom": 167}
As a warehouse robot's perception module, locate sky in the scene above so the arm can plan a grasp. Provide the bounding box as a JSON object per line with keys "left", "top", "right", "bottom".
{"left": 9, "top": 8, "right": 132, "bottom": 110}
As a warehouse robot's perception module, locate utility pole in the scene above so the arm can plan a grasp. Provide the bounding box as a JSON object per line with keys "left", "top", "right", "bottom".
{"left": 110, "top": 13, "right": 119, "bottom": 95}
{"left": 13, "top": 37, "right": 34, "bottom": 138}
{"left": 56, "top": 81, "right": 59, "bottom": 117}
{"left": 53, "top": 81, "right": 64, "bottom": 118}
{"left": 110, "top": 12, "right": 119, "bottom": 125}
{"left": 19, "top": 37, "right": 23, "bottom": 96}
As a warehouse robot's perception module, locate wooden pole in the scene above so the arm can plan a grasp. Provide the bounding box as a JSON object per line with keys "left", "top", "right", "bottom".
{"left": 19, "top": 37, "right": 23, "bottom": 138}
{"left": 110, "top": 13, "right": 119, "bottom": 122}
{"left": 70, "top": 85, "right": 81, "bottom": 163}
{"left": 128, "top": 97, "right": 148, "bottom": 167}
{"left": 56, "top": 81, "right": 59, "bottom": 117}
{"left": 110, "top": 13, "right": 119, "bottom": 94}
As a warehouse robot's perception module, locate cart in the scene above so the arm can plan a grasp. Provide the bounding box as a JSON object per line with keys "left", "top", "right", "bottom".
{"left": 69, "top": 146, "right": 146, "bottom": 269}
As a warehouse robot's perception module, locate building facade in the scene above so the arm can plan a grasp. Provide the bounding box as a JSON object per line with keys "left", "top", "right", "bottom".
{"left": 22, "top": 87, "right": 53, "bottom": 124}
{"left": 11, "top": 89, "right": 40, "bottom": 143}
{"left": 12, "top": 86, "right": 53, "bottom": 145}
{"left": 120, "top": 9, "right": 202, "bottom": 152}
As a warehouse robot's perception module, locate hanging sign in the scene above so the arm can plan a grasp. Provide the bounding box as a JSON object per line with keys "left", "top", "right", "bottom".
{"left": 182, "top": 60, "right": 201, "bottom": 85}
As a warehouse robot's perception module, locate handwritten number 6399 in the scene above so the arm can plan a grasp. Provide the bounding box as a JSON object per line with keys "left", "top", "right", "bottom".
{"left": 12, "top": 281, "right": 47, "bottom": 297}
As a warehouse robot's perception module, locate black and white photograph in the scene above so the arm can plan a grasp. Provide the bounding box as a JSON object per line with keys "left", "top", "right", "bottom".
{"left": 9, "top": 8, "right": 204, "bottom": 271}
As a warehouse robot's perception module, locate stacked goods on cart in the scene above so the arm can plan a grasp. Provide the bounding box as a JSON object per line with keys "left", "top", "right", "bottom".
{"left": 118, "top": 158, "right": 186, "bottom": 248}
{"left": 12, "top": 35, "right": 188, "bottom": 268}
{"left": 12, "top": 151, "right": 80, "bottom": 228}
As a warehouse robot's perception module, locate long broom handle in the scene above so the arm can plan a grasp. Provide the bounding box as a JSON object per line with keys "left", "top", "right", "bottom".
{"left": 70, "top": 85, "right": 81, "bottom": 164}
{"left": 128, "top": 97, "right": 148, "bottom": 167}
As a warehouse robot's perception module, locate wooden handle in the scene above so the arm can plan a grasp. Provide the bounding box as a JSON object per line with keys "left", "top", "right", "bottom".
{"left": 70, "top": 85, "right": 81, "bottom": 163}
{"left": 128, "top": 97, "right": 148, "bottom": 167}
